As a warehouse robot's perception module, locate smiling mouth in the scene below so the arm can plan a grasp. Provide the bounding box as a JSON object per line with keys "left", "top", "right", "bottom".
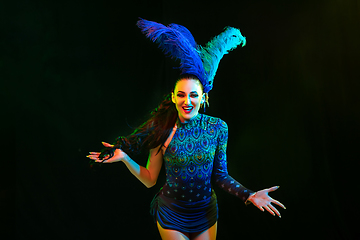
{"left": 182, "top": 106, "right": 194, "bottom": 114}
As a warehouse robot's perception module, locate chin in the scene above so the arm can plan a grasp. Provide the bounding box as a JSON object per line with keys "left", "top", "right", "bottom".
{"left": 177, "top": 106, "right": 200, "bottom": 122}
{"left": 181, "top": 112, "right": 198, "bottom": 122}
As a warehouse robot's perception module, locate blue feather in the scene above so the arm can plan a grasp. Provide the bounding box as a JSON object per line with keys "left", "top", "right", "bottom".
{"left": 199, "top": 27, "right": 246, "bottom": 92}
{"left": 137, "top": 19, "right": 246, "bottom": 93}
{"left": 136, "top": 19, "right": 206, "bottom": 84}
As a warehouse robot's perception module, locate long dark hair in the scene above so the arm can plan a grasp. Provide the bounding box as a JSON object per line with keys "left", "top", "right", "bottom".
{"left": 98, "top": 74, "right": 202, "bottom": 160}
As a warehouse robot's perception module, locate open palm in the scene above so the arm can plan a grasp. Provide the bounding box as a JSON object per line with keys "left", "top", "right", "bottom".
{"left": 248, "top": 186, "right": 286, "bottom": 218}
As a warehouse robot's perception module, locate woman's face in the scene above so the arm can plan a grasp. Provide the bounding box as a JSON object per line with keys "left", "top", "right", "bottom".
{"left": 172, "top": 79, "right": 204, "bottom": 123}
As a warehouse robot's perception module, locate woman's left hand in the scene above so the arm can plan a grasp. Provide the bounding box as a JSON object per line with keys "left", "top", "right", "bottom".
{"left": 247, "top": 186, "right": 286, "bottom": 218}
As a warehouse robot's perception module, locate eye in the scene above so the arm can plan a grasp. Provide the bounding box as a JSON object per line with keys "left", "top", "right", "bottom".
{"left": 177, "top": 94, "right": 185, "bottom": 97}
{"left": 191, "top": 93, "right": 199, "bottom": 98}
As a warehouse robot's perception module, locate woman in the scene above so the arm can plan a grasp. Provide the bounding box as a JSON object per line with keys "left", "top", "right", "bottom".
{"left": 87, "top": 19, "right": 285, "bottom": 240}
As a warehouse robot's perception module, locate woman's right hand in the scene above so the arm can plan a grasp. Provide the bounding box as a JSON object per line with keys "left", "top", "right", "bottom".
{"left": 87, "top": 142, "right": 128, "bottom": 163}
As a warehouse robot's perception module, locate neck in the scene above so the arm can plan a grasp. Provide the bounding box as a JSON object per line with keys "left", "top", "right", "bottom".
{"left": 178, "top": 113, "right": 199, "bottom": 124}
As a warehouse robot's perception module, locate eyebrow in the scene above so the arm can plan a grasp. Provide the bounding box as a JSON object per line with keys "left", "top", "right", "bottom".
{"left": 177, "top": 91, "right": 199, "bottom": 94}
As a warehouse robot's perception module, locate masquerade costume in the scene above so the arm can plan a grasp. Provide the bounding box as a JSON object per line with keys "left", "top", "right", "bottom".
{"left": 137, "top": 19, "right": 253, "bottom": 232}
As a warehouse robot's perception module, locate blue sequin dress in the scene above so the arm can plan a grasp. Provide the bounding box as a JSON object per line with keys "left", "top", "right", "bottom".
{"left": 151, "top": 113, "right": 254, "bottom": 233}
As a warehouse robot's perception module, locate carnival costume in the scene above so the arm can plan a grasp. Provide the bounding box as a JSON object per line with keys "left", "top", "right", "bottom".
{"left": 136, "top": 19, "right": 254, "bottom": 232}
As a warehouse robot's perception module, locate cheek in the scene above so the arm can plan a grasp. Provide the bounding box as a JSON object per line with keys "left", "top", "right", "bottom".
{"left": 174, "top": 98, "right": 184, "bottom": 108}
{"left": 194, "top": 98, "right": 201, "bottom": 106}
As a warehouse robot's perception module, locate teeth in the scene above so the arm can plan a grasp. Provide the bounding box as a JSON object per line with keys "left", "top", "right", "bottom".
{"left": 183, "top": 106, "right": 193, "bottom": 113}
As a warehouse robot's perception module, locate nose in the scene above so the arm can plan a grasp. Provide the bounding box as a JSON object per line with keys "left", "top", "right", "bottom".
{"left": 185, "top": 96, "right": 191, "bottom": 105}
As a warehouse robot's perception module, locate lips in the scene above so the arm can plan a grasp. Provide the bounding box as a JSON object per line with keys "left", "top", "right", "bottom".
{"left": 182, "top": 106, "right": 193, "bottom": 114}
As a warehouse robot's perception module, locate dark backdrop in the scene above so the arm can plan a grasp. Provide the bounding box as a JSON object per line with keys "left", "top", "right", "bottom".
{"left": 8, "top": 0, "right": 359, "bottom": 239}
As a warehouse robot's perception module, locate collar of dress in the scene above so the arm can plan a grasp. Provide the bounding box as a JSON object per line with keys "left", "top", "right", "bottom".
{"left": 177, "top": 113, "right": 202, "bottom": 129}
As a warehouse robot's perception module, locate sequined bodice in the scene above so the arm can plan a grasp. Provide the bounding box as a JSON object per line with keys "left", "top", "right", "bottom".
{"left": 161, "top": 114, "right": 252, "bottom": 203}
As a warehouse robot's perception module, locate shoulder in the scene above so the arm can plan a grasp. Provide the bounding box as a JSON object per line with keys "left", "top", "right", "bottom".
{"left": 200, "top": 114, "right": 228, "bottom": 130}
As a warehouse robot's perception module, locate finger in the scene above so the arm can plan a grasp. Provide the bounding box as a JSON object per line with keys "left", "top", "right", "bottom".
{"left": 87, "top": 154, "right": 105, "bottom": 159}
{"left": 102, "top": 142, "right": 114, "bottom": 147}
{"left": 87, "top": 155, "right": 99, "bottom": 160}
{"left": 100, "top": 159, "right": 112, "bottom": 163}
{"left": 272, "top": 199, "right": 286, "bottom": 209}
{"left": 264, "top": 205, "right": 275, "bottom": 216}
{"left": 268, "top": 204, "right": 281, "bottom": 217}
{"left": 267, "top": 186, "right": 280, "bottom": 192}
{"left": 89, "top": 152, "right": 100, "bottom": 155}
{"left": 97, "top": 160, "right": 107, "bottom": 163}
{"left": 255, "top": 204, "right": 265, "bottom": 212}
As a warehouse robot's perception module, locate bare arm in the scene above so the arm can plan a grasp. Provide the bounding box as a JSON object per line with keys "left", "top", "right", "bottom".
{"left": 87, "top": 142, "right": 163, "bottom": 188}
{"left": 121, "top": 145, "right": 163, "bottom": 188}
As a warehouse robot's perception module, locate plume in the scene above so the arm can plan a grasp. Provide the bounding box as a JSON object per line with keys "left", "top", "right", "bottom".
{"left": 199, "top": 27, "right": 246, "bottom": 92}
{"left": 136, "top": 18, "right": 206, "bottom": 84}
{"left": 137, "top": 19, "right": 246, "bottom": 93}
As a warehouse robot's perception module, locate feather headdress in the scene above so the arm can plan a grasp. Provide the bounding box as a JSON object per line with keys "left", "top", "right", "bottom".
{"left": 137, "top": 18, "right": 246, "bottom": 93}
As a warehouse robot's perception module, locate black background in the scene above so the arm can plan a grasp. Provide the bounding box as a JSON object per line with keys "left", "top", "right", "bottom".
{"left": 7, "top": 0, "right": 359, "bottom": 239}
